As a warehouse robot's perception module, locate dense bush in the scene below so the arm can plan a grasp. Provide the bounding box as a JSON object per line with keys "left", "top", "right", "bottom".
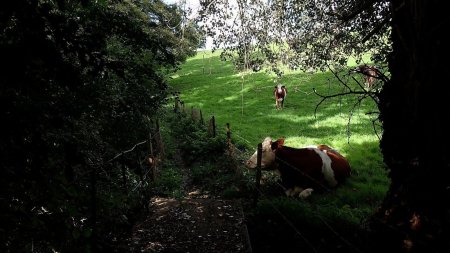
{"left": 152, "top": 107, "right": 250, "bottom": 198}
{"left": 153, "top": 166, "right": 184, "bottom": 198}
{"left": 165, "top": 111, "right": 227, "bottom": 166}
{"left": 0, "top": 0, "right": 201, "bottom": 251}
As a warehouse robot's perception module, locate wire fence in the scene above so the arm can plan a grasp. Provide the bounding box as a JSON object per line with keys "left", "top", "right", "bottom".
{"left": 162, "top": 45, "right": 400, "bottom": 252}
{"left": 97, "top": 105, "right": 420, "bottom": 253}
{"left": 96, "top": 96, "right": 396, "bottom": 253}
{"left": 225, "top": 132, "right": 367, "bottom": 253}
{"left": 171, "top": 70, "right": 413, "bottom": 251}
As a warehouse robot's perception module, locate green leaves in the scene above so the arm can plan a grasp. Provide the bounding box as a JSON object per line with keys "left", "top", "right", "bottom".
{"left": 1, "top": 0, "right": 201, "bottom": 251}
{"left": 199, "top": 0, "right": 391, "bottom": 73}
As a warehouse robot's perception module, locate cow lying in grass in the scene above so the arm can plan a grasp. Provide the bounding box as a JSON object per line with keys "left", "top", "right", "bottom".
{"left": 246, "top": 137, "right": 351, "bottom": 198}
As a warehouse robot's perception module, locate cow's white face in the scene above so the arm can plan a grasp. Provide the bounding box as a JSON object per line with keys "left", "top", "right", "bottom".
{"left": 246, "top": 137, "right": 276, "bottom": 170}
{"left": 277, "top": 86, "right": 283, "bottom": 94}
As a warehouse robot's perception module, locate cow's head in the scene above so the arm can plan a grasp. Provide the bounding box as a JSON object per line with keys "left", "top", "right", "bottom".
{"left": 246, "top": 137, "right": 284, "bottom": 170}
{"left": 276, "top": 85, "right": 283, "bottom": 94}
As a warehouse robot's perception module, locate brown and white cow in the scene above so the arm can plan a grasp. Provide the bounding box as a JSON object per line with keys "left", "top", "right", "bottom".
{"left": 274, "top": 84, "right": 287, "bottom": 110}
{"left": 246, "top": 137, "right": 351, "bottom": 198}
{"left": 356, "top": 65, "right": 378, "bottom": 89}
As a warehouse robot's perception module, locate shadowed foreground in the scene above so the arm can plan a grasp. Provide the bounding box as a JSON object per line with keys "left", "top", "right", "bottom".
{"left": 129, "top": 197, "right": 251, "bottom": 252}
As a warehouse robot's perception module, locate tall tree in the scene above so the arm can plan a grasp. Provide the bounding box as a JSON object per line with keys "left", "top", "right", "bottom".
{"left": 199, "top": 0, "right": 450, "bottom": 251}
{"left": 372, "top": 0, "right": 450, "bottom": 252}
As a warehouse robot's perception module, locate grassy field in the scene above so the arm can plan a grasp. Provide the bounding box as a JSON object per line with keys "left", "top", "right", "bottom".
{"left": 168, "top": 50, "right": 389, "bottom": 251}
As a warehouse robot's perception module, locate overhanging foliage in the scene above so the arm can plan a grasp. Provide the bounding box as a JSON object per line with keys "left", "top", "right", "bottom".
{"left": 198, "top": 0, "right": 391, "bottom": 73}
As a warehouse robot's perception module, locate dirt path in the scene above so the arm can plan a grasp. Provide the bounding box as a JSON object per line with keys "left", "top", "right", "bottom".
{"left": 129, "top": 197, "right": 251, "bottom": 252}
{"left": 127, "top": 148, "right": 252, "bottom": 252}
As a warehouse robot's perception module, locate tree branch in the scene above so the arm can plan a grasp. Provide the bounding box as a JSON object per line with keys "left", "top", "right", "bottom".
{"left": 328, "top": 65, "right": 354, "bottom": 92}
{"left": 361, "top": 14, "right": 391, "bottom": 43}
{"left": 313, "top": 65, "right": 384, "bottom": 143}
{"left": 313, "top": 88, "right": 367, "bottom": 119}
{"left": 105, "top": 140, "right": 148, "bottom": 164}
{"left": 339, "top": 0, "right": 381, "bottom": 23}
{"left": 346, "top": 94, "right": 366, "bottom": 144}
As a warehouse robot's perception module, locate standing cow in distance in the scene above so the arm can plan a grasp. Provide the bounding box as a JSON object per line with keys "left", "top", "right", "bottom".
{"left": 274, "top": 84, "right": 287, "bottom": 110}
{"left": 356, "top": 64, "right": 378, "bottom": 89}
{"left": 246, "top": 137, "right": 351, "bottom": 198}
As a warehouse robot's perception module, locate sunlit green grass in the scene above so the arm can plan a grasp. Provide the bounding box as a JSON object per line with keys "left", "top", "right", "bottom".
{"left": 169, "top": 51, "right": 379, "bottom": 149}
{"left": 168, "top": 50, "right": 389, "bottom": 229}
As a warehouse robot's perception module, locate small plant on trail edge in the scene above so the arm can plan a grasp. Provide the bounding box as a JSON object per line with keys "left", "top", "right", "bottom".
{"left": 153, "top": 167, "right": 183, "bottom": 198}
{"left": 164, "top": 110, "right": 227, "bottom": 166}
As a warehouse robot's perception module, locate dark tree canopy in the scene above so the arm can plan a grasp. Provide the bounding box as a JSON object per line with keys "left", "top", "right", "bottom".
{"left": 0, "top": 0, "right": 200, "bottom": 251}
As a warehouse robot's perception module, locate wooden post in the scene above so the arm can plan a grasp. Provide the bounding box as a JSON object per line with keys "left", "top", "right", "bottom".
{"left": 199, "top": 110, "right": 204, "bottom": 125}
{"left": 174, "top": 98, "right": 177, "bottom": 112}
{"left": 209, "top": 56, "right": 212, "bottom": 75}
{"left": 254, "top": 143, "right": 263, "bottom": 207}
{"left": 156, "top": 119, "right": 164, "bottom": 159}
{"left": 174, "top": 98, "right": 179, "bottom": 112}
{"left": 226, "top": 123, "right": 232, "bottom": 157}
{"left": 211, "top": 116, "right": 216, "bottom": 138}
{"left": 136, "top": 153, "right": 144, "bottom": 183}
{"left": 136, "top": 152, "right": 149, "bottom": 212}
{"left": 148, "top": 132, "right": 155, "bottom": 182}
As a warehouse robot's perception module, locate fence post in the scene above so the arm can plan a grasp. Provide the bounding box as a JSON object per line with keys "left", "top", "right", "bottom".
{"left": 174, "top": 97, "right": 179, "bottom": 112}
{"left": 226, "top": 123, "right": 232, "bottom": 157}
{"left": 253, "top": 143, "right": 263, "bottom": 207}
{"left": 148, "top": 132, "right": 155, "bottom": 182}
{"left": 156, "top": 119, "right": 164, "bottom": 159}
{"left": 211, "top": 116, "right": 216, "bottom": 137}
{"left": 136, "top": 152, "right": 150, "bottom": 213}
{"left": 199, "top": 110, "right": 204, "bottom": 125}
{"left": 209, "top": 55, "right": 212, "bottom": 75}
{"left": 136, "top": 153, "right": 144, "bottom": 183}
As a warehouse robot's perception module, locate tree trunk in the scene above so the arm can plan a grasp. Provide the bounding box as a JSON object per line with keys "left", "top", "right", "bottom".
{"left": 372, "top": 0, "right": 450, "bottom": 252}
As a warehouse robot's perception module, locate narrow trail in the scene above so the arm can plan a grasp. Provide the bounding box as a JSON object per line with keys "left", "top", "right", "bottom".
{"left": 127, "top": 150, "right": 252, "bottom": 252}
{"left": 172, "top": 148, "right": 210, "bottom": 199}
